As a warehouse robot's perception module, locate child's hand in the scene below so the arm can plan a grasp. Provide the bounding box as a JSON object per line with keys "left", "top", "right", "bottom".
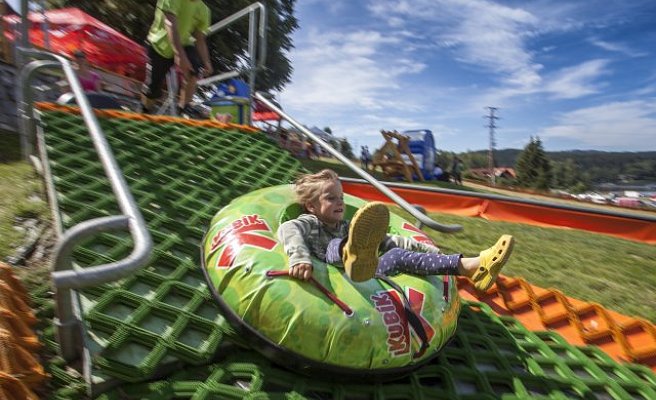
{"left": 290, "top": 263, "right": 313, "bottom": 281}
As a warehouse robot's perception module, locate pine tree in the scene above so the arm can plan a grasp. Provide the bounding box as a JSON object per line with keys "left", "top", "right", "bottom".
{"left": 515, "top": 136, "right": 552, "bottom": 190}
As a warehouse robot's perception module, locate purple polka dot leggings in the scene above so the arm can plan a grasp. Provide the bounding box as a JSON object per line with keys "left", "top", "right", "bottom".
{"left": 325, "top": 238, "right": 462, "bottom": 276}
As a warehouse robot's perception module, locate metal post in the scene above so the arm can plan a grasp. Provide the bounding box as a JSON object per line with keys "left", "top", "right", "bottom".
{"left": 18, "top": 59, "right": 56, "bottom": 159}
{"left": 16, "top": 0, "right": 30, "bottom": 66}
{"left": 40, "top": 0, "right": 50, "bottom": 50}
{"left": 248, "top": 9, "right": 256, "bottom": 91}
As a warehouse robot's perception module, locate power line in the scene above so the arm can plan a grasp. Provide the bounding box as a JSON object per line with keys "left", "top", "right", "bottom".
{"left": 485, "top": 107, "right": 499, "bottom": 186}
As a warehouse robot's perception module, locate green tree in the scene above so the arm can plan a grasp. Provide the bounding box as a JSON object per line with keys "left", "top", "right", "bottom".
{"left": 323, "top": 127, "right": 332, "bottom": 135}
{"left": 515, "top": 136, "right": 552, "bottom": 190}
{"left": 460, "top": 152, "right": 487, "bottom": 169}
{"left": 338, "top": 139, "right": 354, "bottom": 160}
{"left": 434, "top": 150, "right": 451, "bottom": 168}
{"left": 46, "top": 0, "right": 298, "bottom": 92}
{"left": 551, "top": 158, "right": 590, "bottom": 193}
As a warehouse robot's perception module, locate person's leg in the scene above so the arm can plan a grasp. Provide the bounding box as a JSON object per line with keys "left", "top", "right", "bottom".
{"left": 377, "top": 235, "right": 514, "bottom": 292}
{"left": 376, "top": 248, "right": 462, "bottom": 276}
{"left": 178, "top": 46, "right": 203, "bottom": 112}
{"left": 141, "top": 45, "right": 173, "bottom": 112}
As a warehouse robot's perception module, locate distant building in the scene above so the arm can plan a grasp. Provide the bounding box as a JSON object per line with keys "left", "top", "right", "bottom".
{"left": 468, "top": 167, "right": 516, "bottom": 181}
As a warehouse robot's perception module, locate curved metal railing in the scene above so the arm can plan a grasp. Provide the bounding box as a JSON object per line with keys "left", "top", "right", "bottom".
{"left": 254, "top": 92, "right": 463, "bottom": 233}
{"left": 202, "top": 1, "right": 267, "bottom": 90}
{"left": 17, "top": 48, "right": 153, "bottom": 362}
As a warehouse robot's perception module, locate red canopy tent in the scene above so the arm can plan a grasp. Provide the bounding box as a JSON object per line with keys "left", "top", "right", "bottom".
{"left": 3, "top": 8, "right": 146, "bottom": 80}
{"left": 252, "top": 98, "right": 281, "bottom": 122}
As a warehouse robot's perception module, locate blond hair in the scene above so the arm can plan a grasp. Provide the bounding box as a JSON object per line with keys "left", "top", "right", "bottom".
{"left": 294, "top": 169, "right": 339, "bottom": 207}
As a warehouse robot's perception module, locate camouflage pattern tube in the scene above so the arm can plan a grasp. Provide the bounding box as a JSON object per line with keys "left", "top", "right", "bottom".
{"left": 201, "top": 185, "right": 460, "bottom": 374}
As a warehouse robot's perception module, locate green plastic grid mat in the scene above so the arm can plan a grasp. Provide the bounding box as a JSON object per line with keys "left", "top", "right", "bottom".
{"left": 38, "top": 109, "right": 304, "bottom": 382}
{"left": 36, "top": 108, "right": 656, "bottom": 398}
{"left": 90, "top": 302, "right": 656, "bottom": 400}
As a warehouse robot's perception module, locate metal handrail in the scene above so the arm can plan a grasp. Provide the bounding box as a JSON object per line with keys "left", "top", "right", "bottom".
{"left": 254, "top": 92, "right": 463, "bottom": 233}
{"left": 17, "top": 48, "right": 153, "bottom": 362}
{"left": 198, "top": 2, "right": 267, "bottom": 91}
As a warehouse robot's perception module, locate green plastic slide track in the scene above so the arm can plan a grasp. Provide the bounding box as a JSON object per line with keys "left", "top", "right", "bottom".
{"left": 35, "top": 108, "right": 656, "bottom": 398}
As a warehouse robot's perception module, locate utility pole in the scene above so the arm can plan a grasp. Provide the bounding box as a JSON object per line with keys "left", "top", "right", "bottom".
{"left": 485, "top": 107, "right": 499, "bottom": 186}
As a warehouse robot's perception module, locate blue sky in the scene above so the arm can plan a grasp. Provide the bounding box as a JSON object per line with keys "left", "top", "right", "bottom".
{"left": 278, "top": 0, "right": 656, "bottom": 153}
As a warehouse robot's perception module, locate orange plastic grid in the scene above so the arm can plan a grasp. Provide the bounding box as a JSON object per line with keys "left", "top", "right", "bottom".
{"left": 33, "top": 102, "right": 261, "bottom": 134}
{"left": 458, "top": 274, "right": 656, "bottom": 371}
{"left": 0, "top": 264, "right": 47, "bottom": 394}
{"left": 0, "top": 372, "right": 38, "bottom": 400}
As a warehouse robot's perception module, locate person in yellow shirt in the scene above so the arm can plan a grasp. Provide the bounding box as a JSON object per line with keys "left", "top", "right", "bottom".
{"left": 141, "top": 0, "right": 213, "bottom": 118}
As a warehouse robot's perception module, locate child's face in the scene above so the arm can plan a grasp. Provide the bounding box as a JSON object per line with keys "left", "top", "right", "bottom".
{"left": 306, "top": 179, "right": 344, "bottom": 227}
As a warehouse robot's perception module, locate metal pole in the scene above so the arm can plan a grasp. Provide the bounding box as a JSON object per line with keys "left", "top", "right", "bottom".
{"left": 40, "top": 0, "right": 50, "bottom": 50}
{"left": 254, "top": 92, "right": 462, "bottom": 233}
{"left": 248, "top": 9, "right": 257, "bottom": 89}
{"left": 204, "top": 2, "right": 267, "bottom": 87}
{"left": 17, "top": 0, "right": 30, "bottom": 66}
{"left": 257, "top": 5, "right": 267, "bottom": 67}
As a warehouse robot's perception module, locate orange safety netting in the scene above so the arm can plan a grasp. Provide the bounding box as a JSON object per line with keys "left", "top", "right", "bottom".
{"left": 458, "top": 275, "right": 656, "bottom": 371}
{"left": 0, "top": 264, "right": 46, "bottom": 395}
{"left": 342, "top": 181, "right": 656, "bottom": 245}
{"left": 0, "top": 372, "right": 38, "bottom": 400}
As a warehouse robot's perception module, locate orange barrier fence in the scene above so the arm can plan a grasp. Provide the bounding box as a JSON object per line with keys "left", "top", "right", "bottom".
{"left": 0, "top": 264, "right": 46, "bottom": 398}
{"left": 458, "top": 275, "right": 656, "bottom": 371}
{"left": 342, "top": 180, "right": 656, "bottom": 245}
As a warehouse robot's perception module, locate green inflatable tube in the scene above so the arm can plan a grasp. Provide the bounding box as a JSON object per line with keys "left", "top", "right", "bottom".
{"left": 201, "top": 185, "right": 460, "bottom": 376}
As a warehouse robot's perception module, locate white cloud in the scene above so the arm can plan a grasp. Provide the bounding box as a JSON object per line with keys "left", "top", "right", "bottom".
{"left": 470, "top": 59, "right": 611, "bottom": 111}
{"left": 633, "top": 84, "right": 656, "bottom": 96}
{"left": 366, "top": 0, "right": 620, "bottom": 104}
{"left": 281, "top": 29, "right": 426, "bottom": 114}
{"left": 302, "top": 0, "right": 349, "bottom": 14}
{"left": 539, "top": 100, "right": 656, "bottom": 149}
{"left": 544, "top": 59, "right": 610, "bottom": 99}
{"left": 589, "top": 38, "right": 648, "bottom": 57}
{"left": 367, "top": 0, "right": 544, "bottom": 90}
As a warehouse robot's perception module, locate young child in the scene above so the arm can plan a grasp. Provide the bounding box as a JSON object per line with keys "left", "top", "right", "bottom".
{"left": 278, "top": 169, "right": 515, "bottom": 292}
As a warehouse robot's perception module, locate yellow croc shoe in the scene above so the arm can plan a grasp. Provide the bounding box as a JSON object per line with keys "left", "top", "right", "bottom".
{"left": 343, "top": 202, "right": 389, "bottom": 282}
{"left": 472, "top": 234, "right": 515, "bottom": 292}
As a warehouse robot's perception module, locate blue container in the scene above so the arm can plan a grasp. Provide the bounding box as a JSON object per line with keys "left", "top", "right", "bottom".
{"left": 206, "top": 79, "right": 251, "bottom": 124}
{"left": 403, "top": 129, "right": 436, "bottom": 180}
{"left": 213, "top": 79, "right": 250, "bottom": 98}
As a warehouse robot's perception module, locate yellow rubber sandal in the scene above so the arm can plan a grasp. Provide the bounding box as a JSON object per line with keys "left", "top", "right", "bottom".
{"left": 343, "top": 202, "right": 389, "bottom": 282}
{"left": 472, "top": 234, "right": 515, "bottom": 292}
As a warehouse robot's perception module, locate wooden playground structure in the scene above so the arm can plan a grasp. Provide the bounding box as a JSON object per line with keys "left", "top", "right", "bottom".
{"left": 372, "top": 130, "right": 425, "bottom": 182}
